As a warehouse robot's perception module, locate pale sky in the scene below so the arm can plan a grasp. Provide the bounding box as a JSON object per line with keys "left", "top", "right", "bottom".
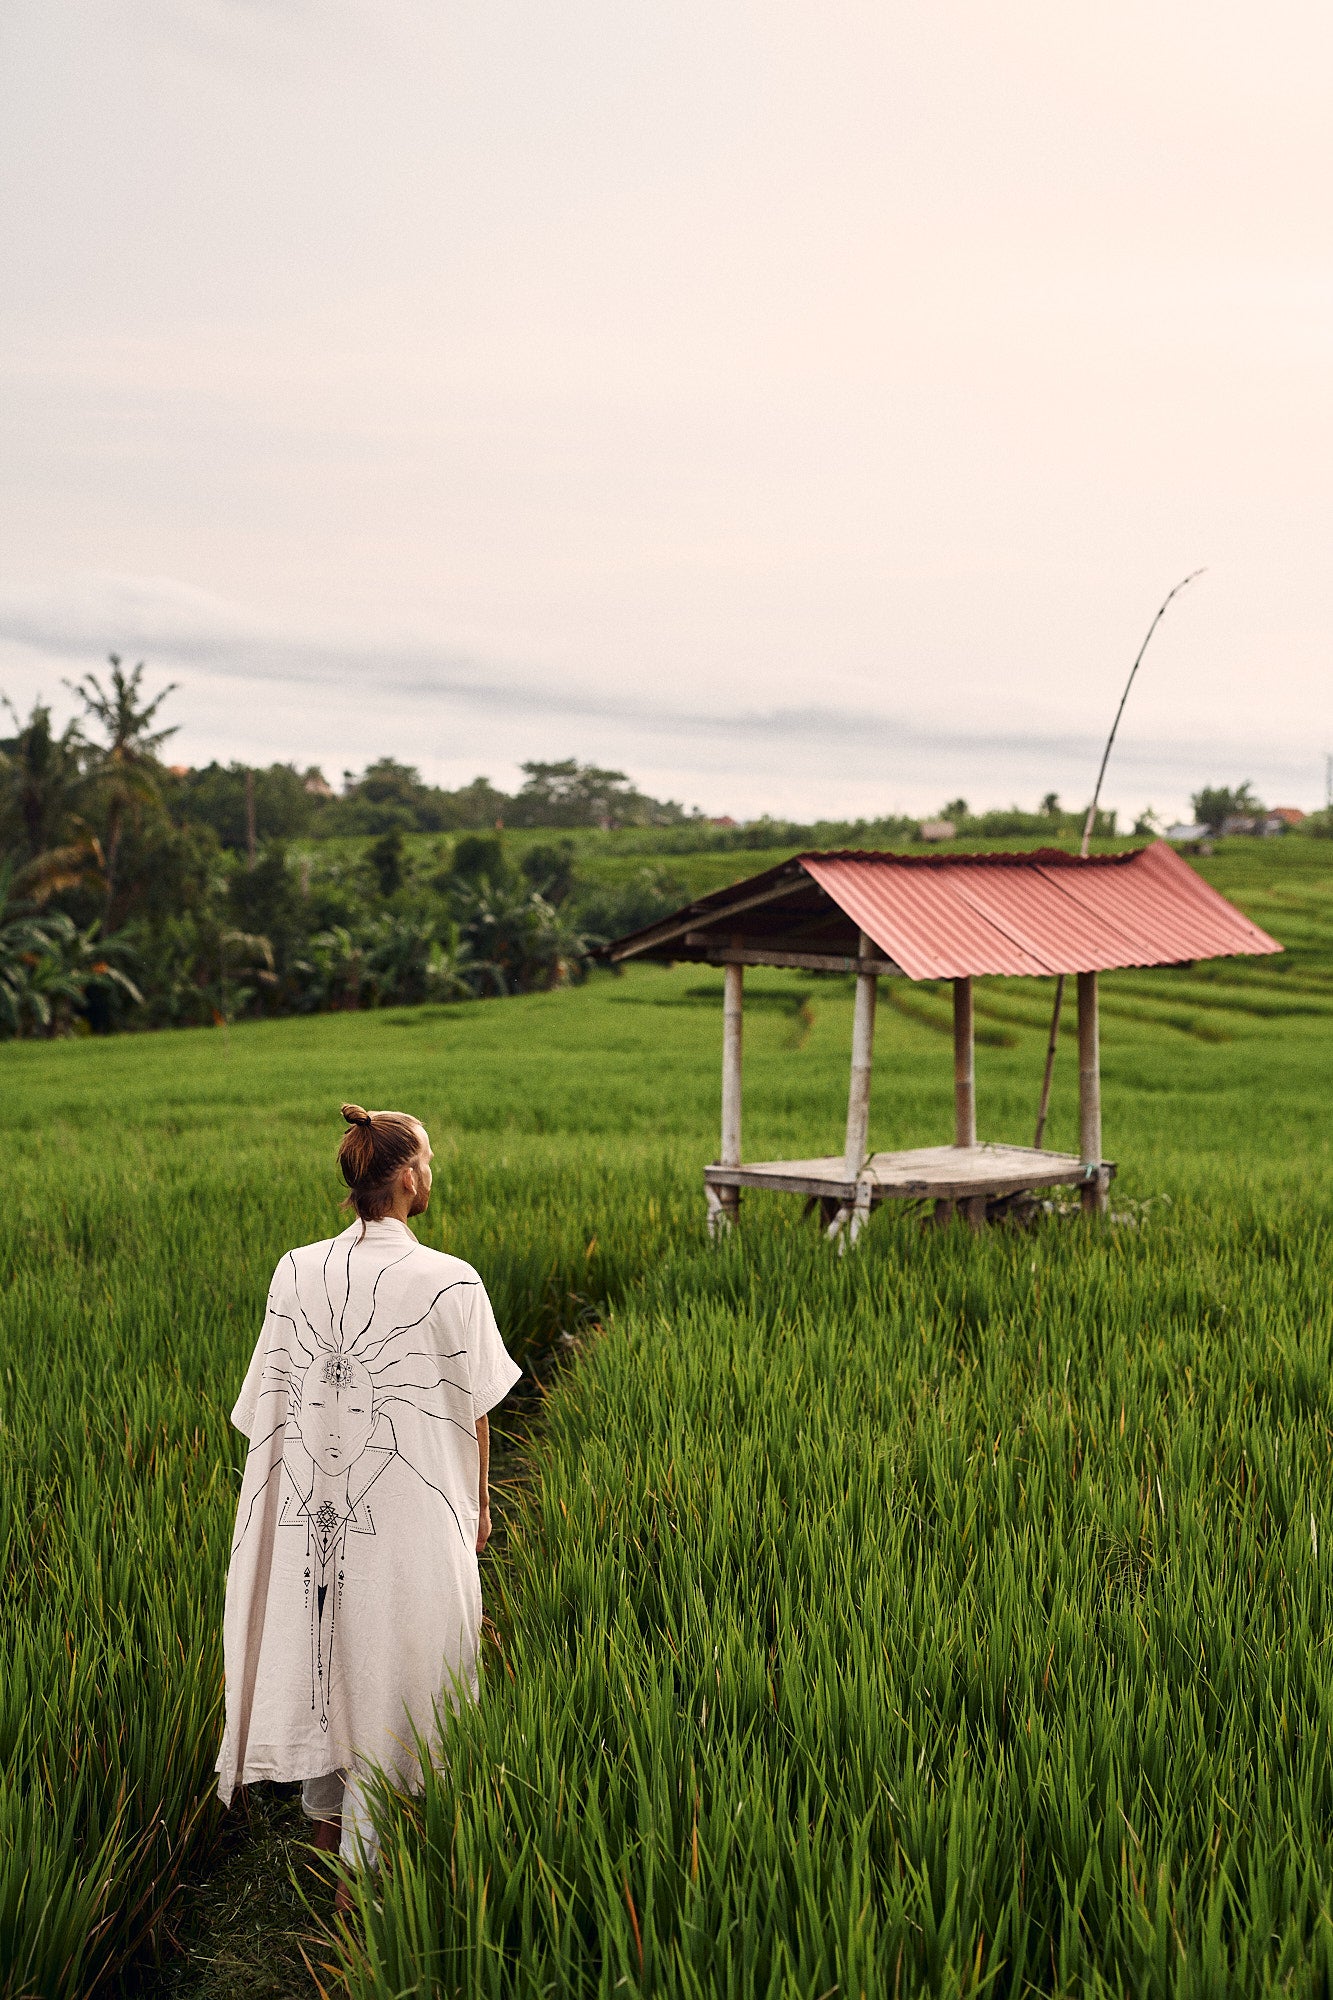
{"left": 1, "top": 0, "right": 1330, "bottom": 822}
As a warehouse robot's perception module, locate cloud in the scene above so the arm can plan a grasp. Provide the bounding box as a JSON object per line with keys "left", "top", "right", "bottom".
{"left": 0, "top": 568, "right": 1125, "bottom": 753}
{"left": 0, "top": 571, "right": 1318, "bottom": 818}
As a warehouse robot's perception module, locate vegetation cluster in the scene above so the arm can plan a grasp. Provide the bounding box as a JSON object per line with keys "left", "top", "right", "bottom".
{"left": 3, "top": 660, "right": 1326, "bottom": 1042}
{"left": 172, "top": 752, "right": 696, "bottom": 844}
{"left": 0, "top": 669, "right": 698, "bottom": 1038}
{"left": 1, "top": 837, "right": 1331, "bottom": 1995}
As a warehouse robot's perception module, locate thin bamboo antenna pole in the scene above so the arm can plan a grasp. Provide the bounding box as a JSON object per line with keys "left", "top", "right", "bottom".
{"left": 1033, "top": 973, "right": 1064, "bottom": 1148}
{"left": 1080, "top": 569, "right": 1205, "bottom": 857}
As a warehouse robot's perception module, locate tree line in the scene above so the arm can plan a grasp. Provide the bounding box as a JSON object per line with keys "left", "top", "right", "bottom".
{"left": 5, "top": 661, "right": 1322, "bottom": 1041}
{"left": 174, "top": 752, "right": 694, "bottom": 849}
{"left": 0, "top": 665, "right": 690, "bottom": 1038}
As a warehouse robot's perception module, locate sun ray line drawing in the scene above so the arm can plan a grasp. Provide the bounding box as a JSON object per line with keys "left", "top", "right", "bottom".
{"left": 231, "top": 1438, "right": 287, "bottom": 1552}
{"left": 250, "top": 1413, "right": 290, "bottom": 1450}
{"left": 287, "top": 1256, "right": 332, "bottom": 1352}
{"left": 366, "top": 1374, "right": 470, "bottom": 1397}
{"left": 367, "top": 1347, "right": 466, "bottom": 1371}
{"left": 353, "top": 1248, "right": 417, "bottom": 1345}
{"left": 266, "top": 1308, "right": 315, "bottom": 1361}
{"left": 322, "top": 1236, "right": 343, "bottom": 1333}
{"left": 338, "top": 1237, "right": 355, "bottom": 1348}
{"left": 395, "top": 1446, "right": 469, "bottom": 1548}
{"left": 356, "top": 1282, "right": 480, "bottom": 1363}
{"left": 375, "top": 1399, "right": 480, "bottom": 1443}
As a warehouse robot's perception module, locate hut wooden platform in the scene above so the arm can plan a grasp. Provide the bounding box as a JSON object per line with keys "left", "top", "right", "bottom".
{"left": 705, "top": 1142, "right": 1092, "bottom": 1233}
{"left": 601, "top": 841, "right": 1281, "bottom": 1243}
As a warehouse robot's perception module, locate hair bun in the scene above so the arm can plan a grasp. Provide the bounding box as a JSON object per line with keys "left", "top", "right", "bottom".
{"left": 341, "top": 1102, "right": 371, "bottom": 1126}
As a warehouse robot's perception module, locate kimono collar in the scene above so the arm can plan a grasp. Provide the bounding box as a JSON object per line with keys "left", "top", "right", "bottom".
{"left": 351, "top": 1217, "right": 418, "bottom": 1245}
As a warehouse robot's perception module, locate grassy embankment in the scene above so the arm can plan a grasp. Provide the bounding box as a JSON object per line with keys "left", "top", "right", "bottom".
{"left": 1, "top": 838, "right": 1331, "bottom": 1996}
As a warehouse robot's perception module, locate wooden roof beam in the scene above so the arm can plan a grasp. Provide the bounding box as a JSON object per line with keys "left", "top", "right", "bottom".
{"left": 606, "top": 867, "right": 819, "bottom": 961}
{"left": 689, "top": 941, "right": 903, "bottom": 975}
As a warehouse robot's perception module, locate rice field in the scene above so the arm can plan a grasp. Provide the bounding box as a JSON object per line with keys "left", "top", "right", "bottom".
{"left": 2, "top": 844, "right": 1332, "bottom": 1997}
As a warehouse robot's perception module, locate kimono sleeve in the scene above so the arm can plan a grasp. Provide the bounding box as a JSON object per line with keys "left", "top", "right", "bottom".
{"left": 466, "top": 1280, "right": 522, "bottom": 1418}
{"left": 230, "top": 1265, "right": 284, "bottom": 1439}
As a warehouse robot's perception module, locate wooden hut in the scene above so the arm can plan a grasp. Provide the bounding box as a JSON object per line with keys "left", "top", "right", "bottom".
{"left": 601, "top": 841, "right": 1281, "bottom": 1240}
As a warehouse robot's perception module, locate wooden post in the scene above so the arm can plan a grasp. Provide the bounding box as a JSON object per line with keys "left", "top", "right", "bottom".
{"left": 1077, "top": 970, "right": 1107, "bottom": 1214}
{"left": 708, "top": 947, "right": 744, "bottom": 1235}
{"left": 953, "top": 976, "right": 976, "bottom": 1147}
{"left": 721, "top": 959, "right": 743, "bottom": 1169}
{"left": 842, "top": 932, "right": 878, "bottom": 1179}
{"left": 828, "top": 1178, "right": 874, "bottom": 1255}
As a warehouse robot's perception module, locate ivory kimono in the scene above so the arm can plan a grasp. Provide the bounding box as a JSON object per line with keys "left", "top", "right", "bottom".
{"left": 216, "top": 1217, "right": 520, "bottom": 1806}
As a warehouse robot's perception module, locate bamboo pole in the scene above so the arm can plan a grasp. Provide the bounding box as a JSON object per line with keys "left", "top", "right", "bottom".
{"left": 1077, "top": 970, "right": 1107, "bottom": 1213}
{"left": 1033, "top": 974, "right": 1065, "bottom": 1148}
{"left": 953, "top": 976, "right": 976, "bottom": 1147}
{"left": 842, "top": 932, "right": 878, "bottom": 1179}
{"left": 708, "top": 954, "right": 745, "bottom": 1236}
{"left": 721, "top": 957, "right": 744, "bottom": 1164}
{"left": 1080, "top": 570, "right": 1205, "bottom": 857}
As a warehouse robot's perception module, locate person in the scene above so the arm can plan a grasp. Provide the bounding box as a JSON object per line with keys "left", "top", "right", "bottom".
{"left": 215, "top": 1103, "right": 520, "bottom": 1905}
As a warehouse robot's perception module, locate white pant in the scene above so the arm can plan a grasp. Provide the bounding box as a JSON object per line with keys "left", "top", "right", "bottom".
{"left": 300, "top": 1769, "right": 379, "bottom": 1868}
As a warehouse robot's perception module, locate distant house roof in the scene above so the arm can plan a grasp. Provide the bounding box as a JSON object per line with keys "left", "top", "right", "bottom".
{"left": 603, "top": 840, "right": 1281, "bottom": 981}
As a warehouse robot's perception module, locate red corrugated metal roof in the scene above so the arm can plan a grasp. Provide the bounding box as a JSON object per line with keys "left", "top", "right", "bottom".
{"left": 799, "top": 840, "right": 1280, "bottom": 978}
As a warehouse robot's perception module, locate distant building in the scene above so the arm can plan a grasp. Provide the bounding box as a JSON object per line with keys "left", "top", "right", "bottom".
{"left": 1221, "top": 813, "right": 1289, "bottom": 837}
{"left": 167, "top": 763, "right": 191, "bottom": 779}
{"left": 303, "top": 771, "right": 334, "bottom": 799}
{"left": 1174, "top": 812, "right": 1293, "bottom": 840}
{"left": 707, "top": 815, "right": 738, "bottom": 828}
{"left": 918, "top": 819, "right": 955, "bottom": 843}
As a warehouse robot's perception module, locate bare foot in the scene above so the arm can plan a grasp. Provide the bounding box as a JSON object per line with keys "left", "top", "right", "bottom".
{"left": 334, "top": 1877, "right": 354, "bottom": 1917}
{"left": 312, "top": 1818, "right": 341, "bottom": 1853}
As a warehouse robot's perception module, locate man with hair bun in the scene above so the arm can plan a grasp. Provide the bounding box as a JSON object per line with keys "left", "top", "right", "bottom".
{"left": 216, "top": 1103, "right": 520, "bottom": 1907}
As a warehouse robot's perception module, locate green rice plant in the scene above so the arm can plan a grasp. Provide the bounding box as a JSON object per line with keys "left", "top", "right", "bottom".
{"left": 0, "top": 843, "right": 1331, "bottom": 1996}
{"left": 883, "top": 985, "right": 1018, "bottom": 1049}
{"left": 337, "top": 1193, "right": 1333, "bottom": 1997}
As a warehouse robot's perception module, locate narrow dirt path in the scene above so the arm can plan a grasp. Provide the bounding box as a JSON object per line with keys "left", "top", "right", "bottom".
{"left": 127, "top": 1788, "right": 335, "bottom": 2000}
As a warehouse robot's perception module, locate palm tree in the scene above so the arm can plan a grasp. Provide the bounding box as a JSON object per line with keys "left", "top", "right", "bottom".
{"left": 65, "top": 656, "right": 179, "bottom": 928}
{"left": 0, "top": 698, "right": 88, "bottom": 858}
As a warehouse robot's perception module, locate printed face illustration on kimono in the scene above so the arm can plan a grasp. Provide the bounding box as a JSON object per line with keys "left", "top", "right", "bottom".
{"left": 287, "top": 1352, "right": 384, "bottom": 1731}
{"left": 216, "top": 1219, "right": 521, "bottom": 1806}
